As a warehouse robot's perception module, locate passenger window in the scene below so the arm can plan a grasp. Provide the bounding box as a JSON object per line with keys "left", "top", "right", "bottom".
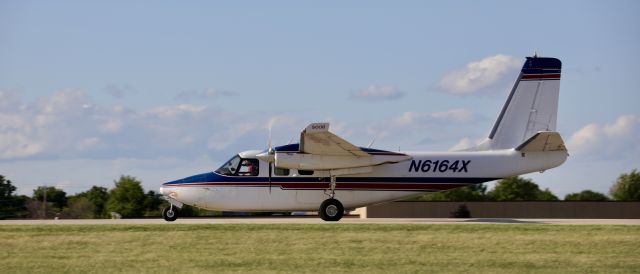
{"left": 274, "top": 167, "right": 290, "bottom": 176}
{"left": 298, "top": 170, "right": 314, "bottom": 176}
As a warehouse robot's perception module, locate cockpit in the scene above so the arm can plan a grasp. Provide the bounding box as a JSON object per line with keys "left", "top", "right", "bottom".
{"left": 214, "top": 152, "right": 319, "bottom": 177}
{"left": 215, "top": 155, "right": 260, "bottom": 176}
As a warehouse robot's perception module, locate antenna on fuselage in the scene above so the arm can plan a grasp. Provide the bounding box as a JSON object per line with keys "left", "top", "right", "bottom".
{"left": 367, "top": 136, "right": 376, "bottom": 148}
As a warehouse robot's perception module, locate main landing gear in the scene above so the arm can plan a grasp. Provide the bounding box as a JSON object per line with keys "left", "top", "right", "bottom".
{"left": 319, "top": 175, "right": 344, "bottom": 221}
{"left": 319, "top": 198, "right": 344, "bottom": 221}
{"left": 162, "top": 205, "right": 179, "bottom": 222}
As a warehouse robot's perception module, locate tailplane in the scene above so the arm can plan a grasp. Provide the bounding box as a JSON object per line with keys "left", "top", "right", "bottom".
{"left": 476, "top": 56, "right": 562, "bottom": 150}
{"left": 515, "top": 131, "right": 566, "bottom": 153}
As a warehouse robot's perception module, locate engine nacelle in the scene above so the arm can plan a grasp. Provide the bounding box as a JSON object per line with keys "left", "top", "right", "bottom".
{"left": 274, "top": 152, "right": 411, "bottom": 170}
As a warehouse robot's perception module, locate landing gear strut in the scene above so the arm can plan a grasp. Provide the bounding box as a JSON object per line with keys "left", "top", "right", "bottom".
{"left": 319, "top": 176, "right": 344, "bottom": 221}
{"left": 162, "top": 205, "right": 179, "bottom": 222}
{"left": 324, "top": 175, "right": 337, "bottom": 198}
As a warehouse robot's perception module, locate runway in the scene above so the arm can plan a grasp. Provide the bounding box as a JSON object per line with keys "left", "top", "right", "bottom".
{"left": 1, "top": 217, "right": 639, "bottom": 225}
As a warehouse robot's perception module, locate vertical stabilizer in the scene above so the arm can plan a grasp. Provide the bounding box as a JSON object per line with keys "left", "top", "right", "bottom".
{"left": 483, "top": 56, "right": 562, "bottom": 150}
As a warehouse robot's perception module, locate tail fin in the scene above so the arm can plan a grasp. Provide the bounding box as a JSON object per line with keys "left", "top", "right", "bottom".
{"left": 481, "top": 56, "right": 562, "bottom": 150}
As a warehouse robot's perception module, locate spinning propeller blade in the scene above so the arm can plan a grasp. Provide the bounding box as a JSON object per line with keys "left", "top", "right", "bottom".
{"left": 266, "top": 119, "right": 275, "bottom": 194}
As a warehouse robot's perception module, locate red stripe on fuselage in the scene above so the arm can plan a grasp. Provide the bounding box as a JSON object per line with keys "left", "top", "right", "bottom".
{"left": 164, "top": 182, "right": 470, "bottom": 191}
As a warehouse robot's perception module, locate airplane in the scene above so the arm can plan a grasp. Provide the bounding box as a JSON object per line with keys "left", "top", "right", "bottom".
{"left": 159, "top": 55, "right": 567, "bottom": 222}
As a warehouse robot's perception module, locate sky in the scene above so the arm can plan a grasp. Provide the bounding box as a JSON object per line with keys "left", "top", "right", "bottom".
{"left": 1, "top": 1, "right": 639, "bottom": 197}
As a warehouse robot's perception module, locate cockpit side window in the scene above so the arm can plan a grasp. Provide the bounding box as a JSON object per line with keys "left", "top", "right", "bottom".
{"left": 237, "top": 159, "right": 259, "bottom": 176}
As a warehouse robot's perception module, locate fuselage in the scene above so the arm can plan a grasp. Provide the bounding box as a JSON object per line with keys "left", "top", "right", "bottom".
{"left": 160, "top": 148, "right": 567, "bottom": 212}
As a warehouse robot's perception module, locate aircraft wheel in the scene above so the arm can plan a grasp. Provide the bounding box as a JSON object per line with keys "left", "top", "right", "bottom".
{"left": 319, "top": 199, "right": 344, "bottom": 221}
{"left": 162, "top": 206, "right": 179, "bottom": 222}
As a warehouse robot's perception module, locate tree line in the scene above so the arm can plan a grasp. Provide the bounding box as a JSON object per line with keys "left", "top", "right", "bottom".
{"left": 1, "top": 169, "right": 639, "bottom": 219}
{"left": 0, "top": 175, "right": 171, "bottom": 219}
{"left": 408, "top": 169, "right": 640, "bottom": 202}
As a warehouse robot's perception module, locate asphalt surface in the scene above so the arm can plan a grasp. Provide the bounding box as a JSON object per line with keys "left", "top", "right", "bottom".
{"left": 1, "top": 217, "right": 639, "bottom": 225}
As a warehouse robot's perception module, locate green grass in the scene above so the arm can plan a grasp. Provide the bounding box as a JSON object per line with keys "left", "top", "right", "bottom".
{"left": 1, "top": 224, "right": 639, "bottom": 273}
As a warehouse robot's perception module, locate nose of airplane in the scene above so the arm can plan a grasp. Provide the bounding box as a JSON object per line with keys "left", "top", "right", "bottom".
{"left": 160, "top": 172, "right": 216, "bottom": 197}
{"left": 159, "top": 185, "right": 168, "bottom": 196}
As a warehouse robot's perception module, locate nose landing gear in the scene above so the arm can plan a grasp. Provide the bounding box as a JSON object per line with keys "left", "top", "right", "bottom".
{"left": 162, "top": 205, "right": 179, "bottom": 222}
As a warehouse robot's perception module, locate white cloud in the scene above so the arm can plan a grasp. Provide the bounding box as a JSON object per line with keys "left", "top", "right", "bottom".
{"left": 431, "top": 109, "right": 475, "bottom": 124}
{"left": 175, "top": 88, "right": 236, "bottom": 101}
{"left": 0, "top": 90, "right": 276, "bottom": 161}
{"left": 350, "top": 85, "right": 404, "bottom": 101}
{"left": 207, "top": 122, "right": 261, "bottom": 150}
{"left": 99, "top": 119, "right": 123, "bottom": 133}
{"left": 0, "top": 132, "right": 44, "bottom": 159}
{"left": 603, "top": 114, "right": 637, "bottom": 138}
{"left": 449, "top": 138, "right": 473, "bottom": 151}
{"left": 76, "top": 137, "right": 105, "bottom": 151}
{"left": 437, "top": 54, "right": 520, "bottom": 94}
{"left": 568, "top": 114, "right": 640, "bottom": 159}
{"left": 448, "top": 137, "right": 487, "bottom": 151}
{"left": 361, "top": 108, "right": 480, "bottom": 150}
{"left": 146, "top": 104, "right": 206, "bottom": 119}
{"left": 391, "top": 108, "right": 475, "bottom": 127}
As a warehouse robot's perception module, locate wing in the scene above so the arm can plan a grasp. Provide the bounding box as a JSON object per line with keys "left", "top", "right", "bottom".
{"left": 273, "top": 123, "right": 411, "bottom": 172}
{"left": 299, "top": 123, "right": 370, "bottom": 157}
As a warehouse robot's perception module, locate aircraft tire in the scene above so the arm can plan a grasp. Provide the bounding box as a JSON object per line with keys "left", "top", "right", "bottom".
{"left": 162, "top": 206, "right": 179, "bottom": 222}
{"left": 319, "top": 199, "right": 344, "bottom": 221}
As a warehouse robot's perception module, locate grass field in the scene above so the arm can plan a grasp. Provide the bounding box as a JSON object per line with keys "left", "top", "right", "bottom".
{"left": 1, "top": 224, "right": 639, "bottom": 273}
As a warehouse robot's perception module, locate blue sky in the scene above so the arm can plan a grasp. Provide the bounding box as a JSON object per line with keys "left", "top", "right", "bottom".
{"left": 1, "top": 1, "right": 639, "bottom": 197}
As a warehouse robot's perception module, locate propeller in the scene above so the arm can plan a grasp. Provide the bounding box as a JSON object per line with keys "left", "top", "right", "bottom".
{"left": 256, "top": 118, "right": 277, "bottom": 193}
{"left": 267, "top": 123, "right": 274, "bottom": 193}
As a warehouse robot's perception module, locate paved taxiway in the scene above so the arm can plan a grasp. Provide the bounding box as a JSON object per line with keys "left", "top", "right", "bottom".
{"left": 1, "top": 218, "right": 639, "bottom": 225}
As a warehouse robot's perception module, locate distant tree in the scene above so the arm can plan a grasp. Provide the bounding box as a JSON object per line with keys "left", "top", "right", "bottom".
{"left": 564, "top": 190, "right": 609, "bottom": 201}
{"left": 487, "top": 176, "right": 559, "bottom": 201}
{"left": 33, "top": 186, "right": 68, "bottom": 212}
{"left": 609, "top": 169, "right": 640, "bottom": 201}
{"left": 25, "top": 199, "right": 55, "bottom": 219}
{"left": 106, "top": 175, "right": 145, "bottom": 218}
{"left": 537, "top": 188, "right": 560, "bottom": 201}
{"left": 142, "top": 190, "right": 167, "bottom": 217}
{"left": 408, "top": 184, "right": 488, "bottom": 201}
{"left": 75, "top": 186, "right": 109, "bottom": 218}
{"left": 0, "top": 175, "right": 28, "bottom": 219}
{"left": 0, "top": 175, "right": 16, "bottom": 199}
{"left": 61, "top": 197, "right": 94, "bottom": 219}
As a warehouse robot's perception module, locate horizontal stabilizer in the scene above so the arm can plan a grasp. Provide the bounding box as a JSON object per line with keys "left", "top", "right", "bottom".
{"left": 516, "top": 131, "right": 566, "bottom": 152}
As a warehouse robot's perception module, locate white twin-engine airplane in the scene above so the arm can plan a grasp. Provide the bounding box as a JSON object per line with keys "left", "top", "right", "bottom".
{"left": 160, "top": 56, "right": 568, "bottom": 221}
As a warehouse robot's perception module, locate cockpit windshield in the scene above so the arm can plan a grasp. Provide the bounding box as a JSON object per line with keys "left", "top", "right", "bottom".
{"left": 214, "top": 155, "right": 259, "bottom": 176}
{"left": 215, "top": 155, "right": 242, "bottom": 175}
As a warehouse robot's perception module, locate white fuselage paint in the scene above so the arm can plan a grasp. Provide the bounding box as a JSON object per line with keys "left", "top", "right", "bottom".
{"left": 159, "top": 149, "right": 567, "bottom": 211}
